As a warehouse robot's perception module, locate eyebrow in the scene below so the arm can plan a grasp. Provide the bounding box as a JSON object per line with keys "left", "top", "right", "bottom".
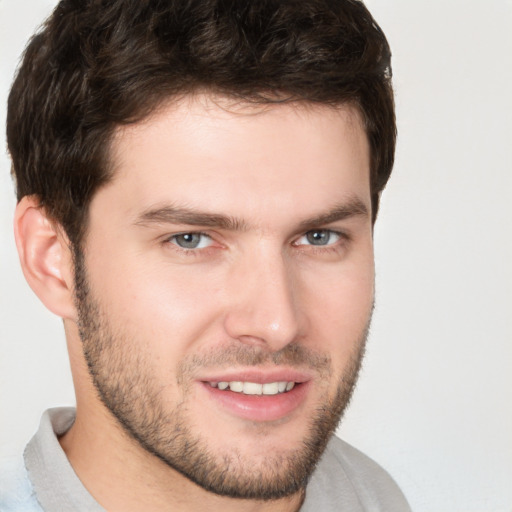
{"left": 134, "top": 197, "right": 368, "bottom": 232}
{"left": 134, "top": 205, "right": 248, "bottom": 231}
{"left": 297, "top": 197, "right": 369, "bottom": 231}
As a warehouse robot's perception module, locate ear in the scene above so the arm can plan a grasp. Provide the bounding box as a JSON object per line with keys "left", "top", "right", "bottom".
{"left": 14, "top": 196, "right": 77, "bottom": 321}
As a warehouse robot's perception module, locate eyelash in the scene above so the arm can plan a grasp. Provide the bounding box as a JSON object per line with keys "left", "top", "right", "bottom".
{"left": 163, "top": 229, "right": 350, "bottom": 256}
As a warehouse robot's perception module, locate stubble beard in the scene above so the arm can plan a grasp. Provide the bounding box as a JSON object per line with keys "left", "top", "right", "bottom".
{"left": 73, "top": 250, "right": 370, "bottom": 500}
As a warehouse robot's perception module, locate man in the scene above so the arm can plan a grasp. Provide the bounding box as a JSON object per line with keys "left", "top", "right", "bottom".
{"left": 1, "top": 0, "right": 410, "bottom": 510}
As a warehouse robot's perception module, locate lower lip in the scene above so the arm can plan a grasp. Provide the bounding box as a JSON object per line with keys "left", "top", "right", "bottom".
{"left": 200, "top": 382, "right": 310, "bottom": 422}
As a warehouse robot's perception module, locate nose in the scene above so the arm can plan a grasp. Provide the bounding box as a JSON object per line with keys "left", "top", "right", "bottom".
{"left": 223, "top": 245, "right": 304, "bottom": 351}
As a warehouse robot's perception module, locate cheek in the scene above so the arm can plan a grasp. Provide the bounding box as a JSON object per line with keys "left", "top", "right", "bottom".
{"left": 89, "top": 253, "right": 228, "bottom": 358}
{"left": 300, "top": 257, "right": 374, "bottom": 360}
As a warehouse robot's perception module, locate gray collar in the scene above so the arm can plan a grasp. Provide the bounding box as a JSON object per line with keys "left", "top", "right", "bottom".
{"left": 24, "top": 407, "right": 105, "bottom": 512}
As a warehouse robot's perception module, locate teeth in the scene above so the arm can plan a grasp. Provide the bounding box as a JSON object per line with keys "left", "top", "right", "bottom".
{"left": 243, "top": 382, "right": 262, "bottom": 395}
{"left": 210, "top": 380, "right": 296, "bottom": 395}
{"left": 262, "top": 382, "right": 279, "bottom": 395}
{"left": 229, "top": 381, "right": 244, "bottom": 392}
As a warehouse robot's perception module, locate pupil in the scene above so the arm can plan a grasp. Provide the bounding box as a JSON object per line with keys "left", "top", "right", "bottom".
{"left": 177, "top": 233, "right": 200, "bottom": 248}
{"left": 307, "top": 230, "right": 329, "bottom": 245}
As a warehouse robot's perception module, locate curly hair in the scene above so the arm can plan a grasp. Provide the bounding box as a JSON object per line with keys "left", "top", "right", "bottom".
{"left": 7, "top": 0, "right": 395, "bottom": 246}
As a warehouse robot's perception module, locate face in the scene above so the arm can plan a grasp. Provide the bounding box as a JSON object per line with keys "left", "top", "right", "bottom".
{"left": 75, "top": 96, "right": 374, "bottom": 499}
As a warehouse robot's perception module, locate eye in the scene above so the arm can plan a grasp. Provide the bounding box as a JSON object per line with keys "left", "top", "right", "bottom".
{"left": 295, "top": 229, "right": 342, "bottom": 247}
{"left": 168, "top": 232, "right": 213, "bottom": 249}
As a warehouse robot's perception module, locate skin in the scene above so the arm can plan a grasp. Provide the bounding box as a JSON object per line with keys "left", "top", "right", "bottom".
{"left": 15, "top": 95, "right": 375, "bottom": 512}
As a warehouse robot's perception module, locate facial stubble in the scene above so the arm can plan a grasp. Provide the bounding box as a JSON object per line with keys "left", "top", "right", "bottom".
{"left": 73, "top": 250, "right": 370, "bottom": 500}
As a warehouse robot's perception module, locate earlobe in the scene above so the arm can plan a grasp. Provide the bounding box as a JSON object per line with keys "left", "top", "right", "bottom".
{"left": 14, "top": 196, "right": 77, "bottom": 321}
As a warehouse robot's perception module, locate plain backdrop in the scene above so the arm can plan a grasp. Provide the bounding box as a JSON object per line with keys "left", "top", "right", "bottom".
{"left": 1, "top": 1, "right": 511, "bottom": 511}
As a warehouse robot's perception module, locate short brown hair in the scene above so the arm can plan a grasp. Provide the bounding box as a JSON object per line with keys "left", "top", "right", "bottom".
{"left": 7, "top": 0, "right": 395, "bottom": 246}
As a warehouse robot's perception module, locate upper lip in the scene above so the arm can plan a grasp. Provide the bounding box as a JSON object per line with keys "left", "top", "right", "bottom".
{"left": 197, "top": 368, "right": 312, "bottom": 384}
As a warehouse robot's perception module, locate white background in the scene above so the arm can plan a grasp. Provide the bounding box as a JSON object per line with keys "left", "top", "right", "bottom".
{"left": 1, "top": 1, "right": 511, "bottom": 511}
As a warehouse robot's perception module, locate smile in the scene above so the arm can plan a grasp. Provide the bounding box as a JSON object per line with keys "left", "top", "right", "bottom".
{"left": 208, "top": 381, "right": 296, "bottom": 395}
{"left": 201, "top": 376, "right": 310, "bottom": 422}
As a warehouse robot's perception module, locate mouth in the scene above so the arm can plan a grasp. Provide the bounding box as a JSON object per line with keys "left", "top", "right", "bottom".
{"left": 199, "top": 372, "right": 310, "bottom": 422}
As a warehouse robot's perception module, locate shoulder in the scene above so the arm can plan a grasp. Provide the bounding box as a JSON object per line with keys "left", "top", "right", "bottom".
{"left": 0, "top": 455, "right": 43, "bottom": 512}
{"left": 302, "top": 436, "right": 411, "bottom": 512}
{"left": 326, "top": 435, "right": 408, "bottom": 496}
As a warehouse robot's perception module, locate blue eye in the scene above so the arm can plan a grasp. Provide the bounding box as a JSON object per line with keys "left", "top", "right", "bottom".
{"left": 297, "top": 230, "right": 341, "bottom": 246}
{"left": 170, "top": 233, "right": 212, "bottom": 249}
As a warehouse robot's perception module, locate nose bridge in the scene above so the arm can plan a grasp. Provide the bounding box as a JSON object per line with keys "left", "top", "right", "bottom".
{"left": 224, "top": 241, "right": 302, "bottom": 350}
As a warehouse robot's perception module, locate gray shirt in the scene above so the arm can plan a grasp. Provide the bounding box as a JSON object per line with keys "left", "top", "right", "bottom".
{"left": 0, "top": 408, "right": 411, "bottom": 511}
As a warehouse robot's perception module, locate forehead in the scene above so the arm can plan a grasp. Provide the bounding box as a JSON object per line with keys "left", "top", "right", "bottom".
{"left": 97, "top": 95, "right": 371, "bottom": 227}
